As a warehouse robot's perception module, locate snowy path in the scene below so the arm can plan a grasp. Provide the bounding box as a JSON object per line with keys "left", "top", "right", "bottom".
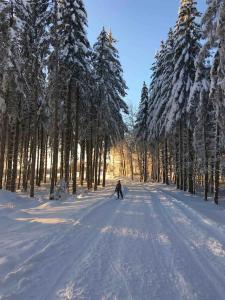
{"left": 1, "top": 183, "right": 225, "bottom": 300}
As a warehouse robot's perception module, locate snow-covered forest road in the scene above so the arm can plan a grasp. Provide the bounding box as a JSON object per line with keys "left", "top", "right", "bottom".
{"left": 1, "top": 183, "right": 225, "bottom": 300}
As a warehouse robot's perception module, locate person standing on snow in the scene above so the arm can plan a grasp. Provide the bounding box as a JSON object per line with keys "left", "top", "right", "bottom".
{"left": 115, "top": 180, "right": 123, "bottom": 199}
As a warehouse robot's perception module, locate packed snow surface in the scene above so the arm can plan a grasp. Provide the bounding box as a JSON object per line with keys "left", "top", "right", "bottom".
{"left": 1, "top": 182, "right": 225, "bottom": 300}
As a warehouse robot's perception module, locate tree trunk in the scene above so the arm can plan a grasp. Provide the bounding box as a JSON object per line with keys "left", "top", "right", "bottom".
{"left": 98, "top": 142, "right": 102, "bottom": 186}
{"left": 38, "top": 127, "right": 45, "bottom": 186}
{"left": 183, "top": 125, "right": 188, "bottom": 191}
{"left": 64, "top": 80, "right": 72, "bottom": 187}
{"left": 144, "top": 143, "right": 148, "bottom": 183}
{"left": 30, "top": 124, "right": 37, "bottom": 197}
{"left": 11, "top": 119, "right": 20, "bottom": 192}
{"left": 80, "top": 140, "right": 85, "bottom": 186}
{"left": 204, "top": 158, "right": 209, "bottom": 201}
{"left": 50, "top": 100, "right": 59, "bottom": 199}
{"left": 165, "top": 138, "right": 169, "bottom": 185}
{"left": 6, "top": 123, "right": 14, "bottom": 190}
{"left": 175, "top": 128, "right": 179, "bottom": 189}
{"left": 92, "top": 147, "right": 96, "bottom": 183}
{"left": 137, "top": 148, "right": 143, "bottom": 182}
{"left": 94, "top": 141, "right": 99, "bottom": 191}
{"left": 60, "top": 130, "right": 64, "bottom": 179}
{"left": 44, "top": 136, "right": 48, "bottom": 183}
{"left": 86, "top": 139, "right": 93, "bottom": 189}
{"left": 162, "top": 144, "right": 166, "bottom": 184}
{"left": 179, "top": 120, "right": 184, "bottom": 190}
{"left": 0, "top": 114, "right": 7, "bottom": 189}
{"left": 210, "top": 162, "right": 214, "bottom": 194}
{"left": 102, "top": 136, "right": 108, "bottom": 187}
{"left": 18, "top": 131, "right": 24, "bottom": 190}
{"left": 130, "top": 151, "right": 134, "bottom": 181}
{"left": 157, "top": 142, "right": 160, "bottom": 183}
{"left": 22, "top": 126, "right": 30, "bottom": 191}
{"left": 86, "top": 140, "right": 90, "bottom": 188}
{"left": 35, "top": 129, "right": 40, "bottom": 186}
{"left": 151, "top": 155, "right": 154, "bottom": 181}
{"left": 214, "top": 126, "right": 220, "bottom": 205}
{"left": 72, "top": 85, "right": 80, "bottom": 194}
{"left": 169, "top": 146, "right": 173, "bottom": 184}
{"left": 188, "top": 129, "right": 194, "bottom": 194}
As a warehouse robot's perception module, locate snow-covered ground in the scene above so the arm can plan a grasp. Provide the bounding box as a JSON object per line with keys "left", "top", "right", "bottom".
{"left": 1, "top": 182, "right": 225, "bottom": 300}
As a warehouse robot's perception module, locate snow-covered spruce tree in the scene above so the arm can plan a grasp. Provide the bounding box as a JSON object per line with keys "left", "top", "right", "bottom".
{"left": 164, "top": 0, "right": 201, "bottom": 193}
{"left": 47, "top": 0, "right": 64, "bottom": 199}
{"left": 201, "top": 0, "right": 225, "bottom": 204}
{"left": 0, "top": 0, "right": 11, "bottom": 189}
{"left": 147, "top": 45, "right": 165, "bottom": 182}
{"left": 202, "top": 0, "right": 225, "bottom": 92}
{"left": 148, "top": 42, "right": 166, "bottom": 141}
{"left": 58, "top": 0, "right": 90, "bottom": 194}
{"left": 188, "top": 46, "right": 216, "bottom": 200}
{"left": 135, "top": 82, "right": 149, "bottom": 182}
{"left": 10, "top": 0, "right": 37, "bottom": 193}
{"left": 0, "top": 0, "right": 28, "bottom": 192}
{"left": 92, "top": 28, "right": 128, "bottom": 188}
{"left": 154, "top": 29, "right": 175, "bottom": 137}
{"left": 159, "top": 29, "right": 175, "bottom": 186}
{"left": 77, "top": 69, "right": 96, "bottom": 190}
{"left": 148, "top": 30, "right": 175, "bottom": 185}
{"left": 0, "top": 0, "right": 10, "bottom": 112}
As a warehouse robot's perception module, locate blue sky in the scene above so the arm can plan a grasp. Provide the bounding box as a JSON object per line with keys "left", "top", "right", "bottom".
{"left": 85, "top": 0, "right": 206, "bottom": 111}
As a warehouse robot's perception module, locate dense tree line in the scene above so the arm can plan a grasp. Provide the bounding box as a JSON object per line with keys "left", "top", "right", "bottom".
{"left": 135, "top": 0, "right": 225, "bottom": 204}
{"left": 0, "top": 0, "right": 128, "bottom": 198}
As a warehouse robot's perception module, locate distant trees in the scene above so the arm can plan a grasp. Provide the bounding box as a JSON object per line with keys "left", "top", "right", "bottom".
{"left": 0, "top": 0, "right": 127, "bottom": 198}
{"left": 135, "top": 0, "right": 225, "bottom": 203}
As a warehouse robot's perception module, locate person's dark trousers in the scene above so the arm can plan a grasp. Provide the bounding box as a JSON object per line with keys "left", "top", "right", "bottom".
{"left": 117, "top": 190, "right": 123, "bottom": 199}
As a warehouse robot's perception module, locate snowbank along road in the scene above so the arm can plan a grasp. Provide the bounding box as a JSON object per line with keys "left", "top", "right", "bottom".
{"left": 1, "top": 182, "right": 225, "bottom": 300}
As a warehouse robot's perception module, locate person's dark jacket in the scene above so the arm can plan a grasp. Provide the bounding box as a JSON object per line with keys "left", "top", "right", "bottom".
{"left": 115, "top": 182, "right": 122, "bottom": 192}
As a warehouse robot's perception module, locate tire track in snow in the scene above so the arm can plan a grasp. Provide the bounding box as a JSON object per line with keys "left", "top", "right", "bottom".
{"left": 144, "top": 185, "right": 225, "bottom": 300}
{"left": 139, "top": 188, "right": 178, "bottom": 299}
{"left": 49, "top": 200, "right": 123, "bottom": 300}
{"left": 152, "top": 186, "right": 225, "bottom": 273}
{"left": 0, "top": 191, "right": 120, "bottom": 300}
{"left": 55, "top": 188, "right": 137, "bottom": 300}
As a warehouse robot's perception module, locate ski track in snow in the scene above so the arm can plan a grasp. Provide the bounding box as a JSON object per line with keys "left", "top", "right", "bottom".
{"left": 1, "top": 183, "right": 225, "bottom": 299}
